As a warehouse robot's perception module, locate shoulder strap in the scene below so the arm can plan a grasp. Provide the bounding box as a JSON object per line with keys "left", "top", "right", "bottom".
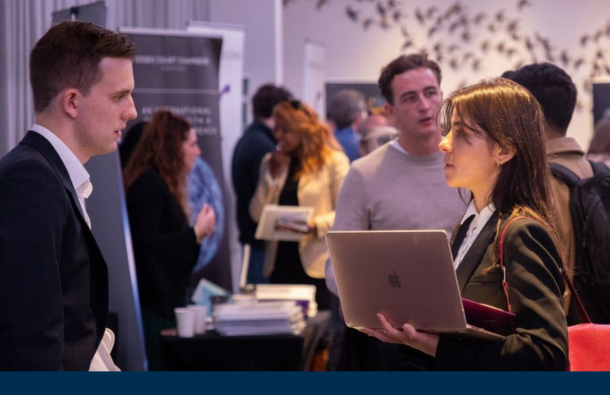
{"left": 550, "top": 162, "right": 580, "bottom": 188}
{"left": 588, "top": 158, "right": 610, "bottom": 174}
{"left": 582, "top": 160, "right": 610, "bottom": 189}
{"left": 498, "top": 216, "right": 530, "bottom": 313}
{"left": 564, "top": 272, "right": 592, "bottom": 324}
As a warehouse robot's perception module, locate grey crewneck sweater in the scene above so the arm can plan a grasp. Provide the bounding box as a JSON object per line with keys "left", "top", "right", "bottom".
{"left": 325, "top": 142, "right": 467, "bottom": 294}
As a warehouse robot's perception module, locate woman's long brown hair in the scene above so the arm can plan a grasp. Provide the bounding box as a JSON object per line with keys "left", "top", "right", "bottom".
{"left": 123, "top": 110, "right": 192, "bottom": 216}
{"left": 439, "top": 78, "right": 563, "bottom": 263}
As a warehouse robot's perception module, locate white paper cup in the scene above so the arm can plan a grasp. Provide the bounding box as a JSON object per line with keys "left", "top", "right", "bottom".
{"left": 174, "top": 308, "right": 195, "bottom": 338}
{"left": 187, "top": 305, "right": 207, "bottom": 335}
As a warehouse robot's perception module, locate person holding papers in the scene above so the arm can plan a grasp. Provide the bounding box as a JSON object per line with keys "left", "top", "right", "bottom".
{"left": 123, "top": 110, "right": 216, "bottom": 370}
{"left": 363, "top": 78, "right": 569, "bottom": 371}
{"left": 250, "top": 100, "right": 350, "bottom": 310}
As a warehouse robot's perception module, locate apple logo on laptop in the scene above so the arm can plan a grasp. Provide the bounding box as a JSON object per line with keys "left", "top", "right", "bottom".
{"left": 388, "top": 271, "right": 401, "bottom": 288}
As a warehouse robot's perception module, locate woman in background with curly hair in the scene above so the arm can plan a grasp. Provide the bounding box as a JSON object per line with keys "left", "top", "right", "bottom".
{"left": 250, "top": 100, "right": 350, "bottom": 310}
{"left": 123, "top": 110, "right": 215, "bottom": 370}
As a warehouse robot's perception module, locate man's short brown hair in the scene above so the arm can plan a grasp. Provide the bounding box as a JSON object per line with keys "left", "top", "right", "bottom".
{"left": 378, "top": 53, "right": 442, "bottom": 105}
{"left": 29, "top": 21, "right": 135, "bottom": 113}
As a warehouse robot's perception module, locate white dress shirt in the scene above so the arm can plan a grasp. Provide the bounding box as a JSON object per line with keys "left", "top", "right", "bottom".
{"left": 453, "top": 200, "right": 495, "bottom": 269}
{"left": 30, "top": 124, "right": 92, "bottom": 229}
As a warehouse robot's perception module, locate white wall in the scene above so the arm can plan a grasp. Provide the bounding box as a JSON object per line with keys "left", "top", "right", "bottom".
{"left": 283, "top": 0, "right": 610, "bottom": 150}
{"left": 209, "top": 0, "right": 283, "bottom": 124}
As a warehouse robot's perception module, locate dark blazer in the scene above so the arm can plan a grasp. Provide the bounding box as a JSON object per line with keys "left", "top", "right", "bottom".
{"left": 434, "top": 213, "right": 569, "bottom": 371}
{"left": 0, "top": 131, "right": 108, "bottom": 371}
{"left": 231, "top": 120, "right": 276, "bottom": 248}
{"left": 126, "top": 170, "right": 200, "bottom": 318}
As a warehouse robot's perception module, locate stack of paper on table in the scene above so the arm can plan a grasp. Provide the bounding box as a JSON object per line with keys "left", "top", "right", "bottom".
{"left": 254, "top": 284, "right": 317, "bottom": 317}
{"left": 213, "top": 301, "right": 306, "bottom": 336}
{"left": 238, "top": 246, "right": 318, "bottom": 318}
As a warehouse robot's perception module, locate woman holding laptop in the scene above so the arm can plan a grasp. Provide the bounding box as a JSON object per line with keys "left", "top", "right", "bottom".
{"left": 250, "top": 100, "right": 350, "bottom": 310}
{"left": 363, "top": 78, "right": 569, "bottom": 370}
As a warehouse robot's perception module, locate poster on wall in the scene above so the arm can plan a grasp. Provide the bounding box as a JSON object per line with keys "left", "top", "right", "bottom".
{"left": 303, "top": 40, "right": 326, "bottom": 119}
{"left": 119, "top": 28, "right": 231, "bottom": 291}
{"left": 51, "top": 1, "right": 107, "bottom": 27}
{"left": 593, "top": 77, "right": 610, "bottom": 126}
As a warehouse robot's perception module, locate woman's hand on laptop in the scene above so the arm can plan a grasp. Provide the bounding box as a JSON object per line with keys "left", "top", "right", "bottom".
{"left": 361, "top": 313, "right": 439, "bottom": 357}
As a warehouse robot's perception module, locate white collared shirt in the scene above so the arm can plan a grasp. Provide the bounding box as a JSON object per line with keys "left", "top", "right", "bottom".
{"left": 30, "top": 124, "right": 92, "bottom": 229}
{"left": 453, "top": 200, "right": 496, "bottom": 269}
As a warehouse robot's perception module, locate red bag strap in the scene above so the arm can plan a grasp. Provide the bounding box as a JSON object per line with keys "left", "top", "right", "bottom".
{"left": 498, "top": 216, "right": 530, "bottom": 314}
{"left": 498, "top": 215, "right": 592, "bottom": 323}
{"left": 563, "top": 271, "right": 592, "bottom": 324}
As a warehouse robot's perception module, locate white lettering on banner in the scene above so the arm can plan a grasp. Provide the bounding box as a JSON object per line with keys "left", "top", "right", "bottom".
{"left": 135, "top": 55, "right": 211, "bottom": 67}
{"left": 139, "top": 106, "right": 218, "bottom": 137}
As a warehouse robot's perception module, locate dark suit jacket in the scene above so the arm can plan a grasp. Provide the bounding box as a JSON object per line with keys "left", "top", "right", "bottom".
{"left": 231, "top": 120, "right": 276, "bottom": 248}
{"left": 433, "top": 214, "right": 569, "bottom": 371}
{"left": 0, "top": 131, "right": 108, "bottom": 371}
{"left": 126, "top": 170, "right": 200, "bottom": 319}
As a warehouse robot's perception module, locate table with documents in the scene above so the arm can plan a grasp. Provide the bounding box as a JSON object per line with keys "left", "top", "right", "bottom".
{"left": 160, "top": 310, "right": 330, "bottom": 371}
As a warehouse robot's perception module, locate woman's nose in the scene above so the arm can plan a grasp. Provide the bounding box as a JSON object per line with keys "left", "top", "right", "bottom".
{"left": 439, "top": 132, "right": 452, "bottom": 153}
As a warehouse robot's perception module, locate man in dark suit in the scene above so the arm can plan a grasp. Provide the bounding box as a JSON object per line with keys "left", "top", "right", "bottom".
{"left": 0, "top": 21, "right": 137, "bottom": 370}
{"left": 231, "top": 84, "right": 292, "bottom": 284}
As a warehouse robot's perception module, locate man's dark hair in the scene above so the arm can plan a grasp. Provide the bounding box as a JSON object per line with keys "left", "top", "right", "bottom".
{"left": 505, "top": 62, "right": 577, "bottom": 135}
{"left": 29, "top": 21, "right": 135, "bottom": 113}
{"left": 252, "top": 84, "right": 292, "bottom": 120}
{"left": 500, "top": 70, "right": 516, "bottom": 79}
{"left": 328, "top": 89, "right": 366, "bottom": 129}
{"left": 378, "top": 53, "right": 442, "bottom": 105}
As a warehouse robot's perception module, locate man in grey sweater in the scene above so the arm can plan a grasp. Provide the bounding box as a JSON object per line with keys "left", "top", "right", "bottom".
{"left": 325, "top": 54, "right": 466, "bottom": 371}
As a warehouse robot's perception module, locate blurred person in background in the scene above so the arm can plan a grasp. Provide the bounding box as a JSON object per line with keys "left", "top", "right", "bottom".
{"left": 232, "top": 84, "right": 293, "bottom": 284}
{"left": 328, "top": 89, "right": 367, "bottom": 162}
{"left": 249, "top": 100, "right": 350, "bottom": 310}
{"left": 123, "top": 110, "right": 216, "bottom": 370}
{"left": 359, "top": 109, "right": 398, "bottom": 156}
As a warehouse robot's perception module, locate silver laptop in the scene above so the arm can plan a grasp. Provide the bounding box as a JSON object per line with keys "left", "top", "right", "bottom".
{"left": 326, "top": 230, "right": 506, "bottom": 341}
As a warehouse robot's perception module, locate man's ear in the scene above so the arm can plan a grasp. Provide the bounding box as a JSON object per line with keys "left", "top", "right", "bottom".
{"left": 61, "top": 89, "right": 79, "bottom": 119}
{"left": 384, "top": 102, "right": 394, "bottom": 118}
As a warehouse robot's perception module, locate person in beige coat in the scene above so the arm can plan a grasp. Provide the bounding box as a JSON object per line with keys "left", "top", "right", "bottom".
{"left": 250, "top": 100, "right": 350, "bottom": 310}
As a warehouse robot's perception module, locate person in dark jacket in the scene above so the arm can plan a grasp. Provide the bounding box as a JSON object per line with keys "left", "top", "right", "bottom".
{"left": 231, "top": 84, "right": 292, "bottom": 284}
{"left": 124, "top": 110, "right": 216, "bottom": 370}
{"left": 0, "top": 21, "right": 137, "bottom": 371}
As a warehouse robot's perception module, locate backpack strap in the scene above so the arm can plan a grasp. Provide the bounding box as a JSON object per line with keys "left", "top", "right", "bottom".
{"left": 550, "top": 162, "right": 580, "bottom": 188}
{"left": 588, "top": 158, "right": 610, "bottom": 174}
{"left": 582, "top": 160, "right": 610, "bottom": 190}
